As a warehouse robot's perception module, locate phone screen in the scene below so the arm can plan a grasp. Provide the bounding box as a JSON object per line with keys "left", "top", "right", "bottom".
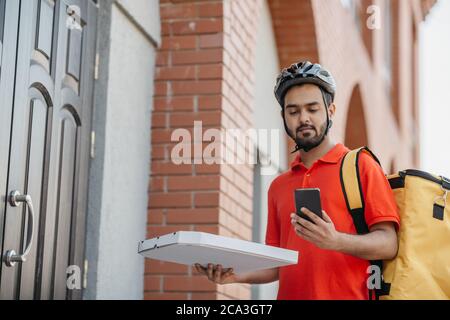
{"left": 294, "top": 188, "right": 323, "bottom": 223}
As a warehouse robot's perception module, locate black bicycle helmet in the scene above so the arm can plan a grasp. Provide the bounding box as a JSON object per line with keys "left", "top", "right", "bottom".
{"left": 274, "top": 61, "right": 336, "bottom": 107}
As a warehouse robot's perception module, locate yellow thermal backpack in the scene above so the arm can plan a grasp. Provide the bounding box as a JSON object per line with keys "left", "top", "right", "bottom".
{"left": 341, "top": 147, "right": 450, "bottom": 300}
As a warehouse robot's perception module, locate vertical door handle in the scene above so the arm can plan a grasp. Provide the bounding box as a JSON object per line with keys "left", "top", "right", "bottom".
{"left": 3, "top": 191, "right": 35, "bottom": 267}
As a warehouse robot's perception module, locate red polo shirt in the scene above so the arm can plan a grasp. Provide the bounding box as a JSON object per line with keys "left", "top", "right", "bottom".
{"left": 265, "top": 143, "right": 400, "bottom": 300}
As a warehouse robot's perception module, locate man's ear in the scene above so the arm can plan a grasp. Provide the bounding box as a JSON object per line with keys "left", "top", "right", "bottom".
{"left": 328, "top": 103, "right": 336, "bottom": 119}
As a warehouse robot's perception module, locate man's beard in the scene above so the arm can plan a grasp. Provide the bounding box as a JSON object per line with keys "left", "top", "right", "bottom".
{"left": 293, "top": 120, "right": 327, "bottom": 152}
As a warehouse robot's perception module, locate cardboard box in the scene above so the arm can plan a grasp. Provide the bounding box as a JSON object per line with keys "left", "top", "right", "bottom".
{"left": 138, "top": 231, "right": 299, "bottom": 273}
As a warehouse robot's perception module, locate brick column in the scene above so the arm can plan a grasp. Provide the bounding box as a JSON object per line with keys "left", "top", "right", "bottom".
{"left": 146, "top": 0, "right": 261, "bottom": 300}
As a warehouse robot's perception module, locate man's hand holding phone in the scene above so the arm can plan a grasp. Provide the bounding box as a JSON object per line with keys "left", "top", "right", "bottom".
{"left": 291, "top": 207, "right": 342, "bottom": 251}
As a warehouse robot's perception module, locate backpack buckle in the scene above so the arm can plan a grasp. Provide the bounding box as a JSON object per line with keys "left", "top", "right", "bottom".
{"left": 442, "top": 176, "right": 450, "bottom": 191}
{"left": 435, "top": 180, "right": 448, "bottom": 209}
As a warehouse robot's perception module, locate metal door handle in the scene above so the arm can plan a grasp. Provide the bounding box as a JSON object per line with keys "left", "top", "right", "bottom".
{"left": 4, "top": 191, "right": 35, "bottom": 267}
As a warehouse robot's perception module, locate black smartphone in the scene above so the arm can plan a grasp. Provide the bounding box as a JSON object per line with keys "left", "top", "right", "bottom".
{"left": 294, "top": 188, "right": 323, "bottom": 223}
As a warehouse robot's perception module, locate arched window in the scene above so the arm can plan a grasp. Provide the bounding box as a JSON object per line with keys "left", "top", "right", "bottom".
{"left": 345, "top": 85, "right": 369, "bottom": 149}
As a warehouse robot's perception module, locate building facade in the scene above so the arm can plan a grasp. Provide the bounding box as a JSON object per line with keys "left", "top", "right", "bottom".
{"left": 0, "top": 0, "right": 436, "bottom": 300}
{"left": 146, "top": 0, "right": 436, "bottom": 300}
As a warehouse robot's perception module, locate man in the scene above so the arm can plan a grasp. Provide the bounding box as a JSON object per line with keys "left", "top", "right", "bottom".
{"left": 195, "top": 61, "right": 400, "bottom": 300}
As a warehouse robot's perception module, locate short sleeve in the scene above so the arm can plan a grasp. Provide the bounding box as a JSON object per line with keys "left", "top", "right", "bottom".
{"left": 359, "top": 152, "right": 400, "bottom": 230}
{"left": 265, "top": 183, "right": 280, "bottom": 247}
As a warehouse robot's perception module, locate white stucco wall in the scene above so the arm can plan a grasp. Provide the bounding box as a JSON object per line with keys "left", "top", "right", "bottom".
{"left": 117, "top": 0, "right": 161, "bottom": 46}
{"left": 251, "top": 0, "right": 287, "bottom": 300}
{"left": 93, "top": 0, "right": 158, "bottom": 299}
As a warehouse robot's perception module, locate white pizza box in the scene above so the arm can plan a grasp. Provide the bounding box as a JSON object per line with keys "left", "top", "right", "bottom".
{"left": 138, "top": 231, "right": 299, "bottom": 274}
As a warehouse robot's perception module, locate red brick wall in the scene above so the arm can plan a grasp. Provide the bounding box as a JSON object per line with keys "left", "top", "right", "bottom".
{"left": 267, "top": 0, "right": 430, "bottom": 170}
{"left": 308, "top": 0, "right": 419, "bottom": 170}
{"left": 146, "top": 0, "right": 260, "bottom": 300}
{"left": 217, "top": 0, "right": 261, "bottom": 300}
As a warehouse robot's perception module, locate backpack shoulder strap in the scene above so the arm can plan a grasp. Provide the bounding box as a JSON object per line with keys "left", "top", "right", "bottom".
{"left": 340, "top": 146, "right": 380, "bottom": 234}
{"left": 340, "top": 146, "right": 389, "bottom": 299}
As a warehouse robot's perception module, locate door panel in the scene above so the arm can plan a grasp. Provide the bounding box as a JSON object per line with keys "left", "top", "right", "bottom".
{"left": 26, "top": 67, "right": 56, "bottom": 300}
{"left": 51, "top": 116, "right": 78, "bottom": 300}
{"left": 18, "top": 95, "right": 51, "bottom": 300}
{"left": 0, "top": 0, "right": 97, "bottom": 300}
{"left": 0, "top": 0, "right": 20, "bottom": 287}
{"left": 40, "top": 0, "right": 96, "bottom": 300}
{"left": 36, "top": 0, "right": 54, "bottom": 62}
{"left": 1, "top": 0, "right": 38, "bottom": 300}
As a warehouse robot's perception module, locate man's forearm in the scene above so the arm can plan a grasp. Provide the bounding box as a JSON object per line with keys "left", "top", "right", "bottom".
{"left": 336, "top": 229, "right": 398, "bottom": 261}
{"left": 234, "top": 268, "right": 279, "bottom": 284}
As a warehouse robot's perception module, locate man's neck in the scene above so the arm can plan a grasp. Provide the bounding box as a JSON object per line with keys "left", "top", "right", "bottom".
{"left": 299, "top": 137, "right": 336, "bottom": 169}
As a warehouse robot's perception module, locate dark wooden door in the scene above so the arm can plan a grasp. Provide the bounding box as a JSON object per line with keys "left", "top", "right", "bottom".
{"left": 0, "top": 0, "right": 97, "bottom": 300}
